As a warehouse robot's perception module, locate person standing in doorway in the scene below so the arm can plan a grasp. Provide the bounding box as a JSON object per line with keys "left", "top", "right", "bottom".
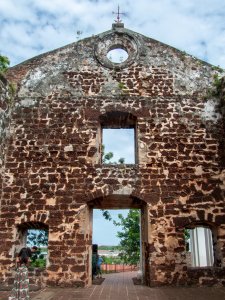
{"left": 96, "top": 255, "right": 103, "bottom": 278}
{"left": 9, "top": 246, "right": 38, "bottom": 300}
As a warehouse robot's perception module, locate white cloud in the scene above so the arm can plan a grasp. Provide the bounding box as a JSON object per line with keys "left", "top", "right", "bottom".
{"left": 0, "top": 0, "right": 36, "bottom": 21}
{"left": 0, "top": 0, "right": 224, "bottom": 67}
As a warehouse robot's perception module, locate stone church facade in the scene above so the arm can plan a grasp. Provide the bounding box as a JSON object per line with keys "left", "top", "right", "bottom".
{"left": 0, "top": 22, "right": 225, "bottom": 288}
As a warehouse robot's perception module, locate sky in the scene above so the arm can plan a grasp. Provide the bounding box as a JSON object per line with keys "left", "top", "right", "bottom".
{"left": 103, "top": 129, "right": 135, "bottom": 164}
{"left": 93, "top": 209, "right": 129, "bottom": 245}
{"left": 0, "top": 0, "right": 225, "bottom": 68}
{"left": 1, "top": 0, "right": 225, "bottom": 245}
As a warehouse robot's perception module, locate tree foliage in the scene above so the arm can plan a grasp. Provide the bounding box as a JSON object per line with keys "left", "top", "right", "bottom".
{"left": 104, "top": 151, "right": 114, "bottom": 162}
{"left": 102, "top": 255, "right": 124, "bottom": 265}
{"left": 118, "top": 157, "right": 125, "bottom": 164}
{"left": 0, "top": 55, "right": 10, "bottom": 73}
{"left": 102, "top": 144, "right": 125, "bottom": 164}
{"left": 113, "top": 209, "right": 140, "bottom": 265}
{"left": 27, "top": 229, "right": 48, "bottom": 247}
{"left": 101, "top": 210, "right": 112, "bottom": 221}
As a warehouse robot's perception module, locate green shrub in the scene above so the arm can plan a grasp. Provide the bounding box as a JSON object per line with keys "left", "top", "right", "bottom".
{"left": 0, "top": 55, "right": 10, "bottom": 73}
{"left": 30, "top": 258, "right": 46, "bottom": 268}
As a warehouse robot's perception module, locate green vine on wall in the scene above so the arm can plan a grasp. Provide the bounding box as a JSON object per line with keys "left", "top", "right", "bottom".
{"left": 0, "top": 54, "right": 10, "bottom": 73}
{"left": 118, "top": 82, "right": 129, "bottom": 95}
{"left": 211, "top": 74, "right": 223, "bottom": 97}
{"left": 0, "top": 54, "right": 16, "bottom": 99}
{"left": 212, "top": 65, "right": 224, "bottom": 73}
{"left": 211, "top": 74, "right": 225, "bottom": 113}
{"left": 204, "top": 73, "right": 225, "bottom": 105}
{"left": 201, "top": 72, "right": 225, "bottom": 144}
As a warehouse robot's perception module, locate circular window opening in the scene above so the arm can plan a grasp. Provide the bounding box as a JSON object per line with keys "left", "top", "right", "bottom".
{"left": 107, "top": 48, "right": 129, "bottom": 63}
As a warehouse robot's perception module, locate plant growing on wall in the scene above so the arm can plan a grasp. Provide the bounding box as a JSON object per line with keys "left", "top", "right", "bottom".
{"left": 0, "top": 54, "right": 16, "bottom": 99}
{"left": 118, "top": 81, "right": 129, "bottom": 94}
{"left": 0, "top": 54, "right": 10, "bottom": 73}
{"left": 211, "top": 74, "right": 223, "bottom": 97}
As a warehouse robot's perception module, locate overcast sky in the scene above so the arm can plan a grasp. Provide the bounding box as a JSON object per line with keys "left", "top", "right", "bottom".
{"left": 1, "top": 0, "right": 224, "bottom": 246}
{"left": 0, "top": 0, "right": 225, "bottom": 68}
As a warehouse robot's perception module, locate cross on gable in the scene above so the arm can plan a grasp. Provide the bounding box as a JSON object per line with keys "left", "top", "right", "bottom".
{"left": 112, "top": 5, "right": 126, "bottom": 23}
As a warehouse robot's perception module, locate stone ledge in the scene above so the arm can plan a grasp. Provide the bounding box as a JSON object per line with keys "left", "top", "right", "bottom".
{"left": 0, "top": 284, "right": 42, "bottom": 291}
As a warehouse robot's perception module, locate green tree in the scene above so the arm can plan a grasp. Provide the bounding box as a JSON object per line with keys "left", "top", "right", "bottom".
{"left": 27, "top": 229, "right": 48, "bottom": 247}
{"left": 113, "top": 209, "right": 140, "bottom": 265}
{"left": 101, "top": 210, "right": 112, "bottom": 221}
{"left": 104, "top": 151, "right": 114, "bottom": 162}
{"left": 0, "top": 54, "right": 10, "bottom": 73}
{"left": 102, "top": 255, "right": 124, "bottom": 265}
{"left": 102, "top": 144, "right": 125, "bottom": 164}
{"left": 118, "top": 157, "right": 125, "bottom": 164}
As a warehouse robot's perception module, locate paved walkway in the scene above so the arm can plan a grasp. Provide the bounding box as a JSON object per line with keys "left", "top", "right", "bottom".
{"left": 1, "top": 271, "right": 225, "bottom": 300}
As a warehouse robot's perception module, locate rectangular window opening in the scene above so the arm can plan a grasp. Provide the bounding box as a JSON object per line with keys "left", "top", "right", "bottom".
{"left": 102, "top": 128, "right": 136, "bottom": 164}
{"left": 26, "top": 229, "right": 49, "bottom": 268}
{"left": 185, "top": 227, "right": 214, "bottom": 267}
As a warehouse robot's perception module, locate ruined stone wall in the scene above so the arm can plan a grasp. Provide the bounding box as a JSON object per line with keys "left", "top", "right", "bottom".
{"left": 1, "top": 24, "right": 225, "bottom": 287}
{"left": 0, "top": 75, "right": 14, "bottom": 184}
{"left": 0, "top": 76, "right": 14, "bottom": 256}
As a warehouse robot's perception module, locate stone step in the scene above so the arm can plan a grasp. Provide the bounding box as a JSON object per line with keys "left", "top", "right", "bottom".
{"left": 0, "top": 284, "right": 42, "bottom": 292}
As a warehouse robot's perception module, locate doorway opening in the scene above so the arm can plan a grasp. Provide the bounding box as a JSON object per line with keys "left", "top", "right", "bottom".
{"left": 87, "top": 194, "right": 148, "bottom": 286}
{"left": 92, "top": 209, "right": 140, "bottom": 282}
